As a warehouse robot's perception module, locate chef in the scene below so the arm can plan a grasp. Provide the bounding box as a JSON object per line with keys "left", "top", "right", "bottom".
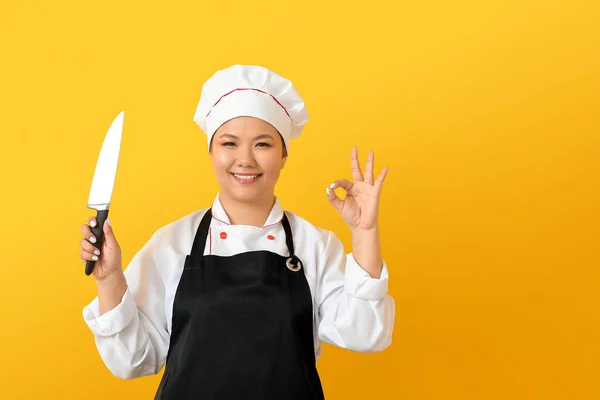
{"left": 79, "top": 64, "right": 395, "bottom": 399}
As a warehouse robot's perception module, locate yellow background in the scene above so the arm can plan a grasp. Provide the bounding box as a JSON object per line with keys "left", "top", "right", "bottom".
{"left": 0, "top": 0, "right": 598, "bottom": 398}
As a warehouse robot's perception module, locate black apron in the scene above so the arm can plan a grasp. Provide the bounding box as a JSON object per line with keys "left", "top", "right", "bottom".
{"left": 155, "top": 209, "right": 325, "bottom": 399}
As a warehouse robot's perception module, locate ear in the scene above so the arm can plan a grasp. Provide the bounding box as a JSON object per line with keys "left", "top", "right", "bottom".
{"left": 281, "top": 155, "right": 288, "bottom": 169}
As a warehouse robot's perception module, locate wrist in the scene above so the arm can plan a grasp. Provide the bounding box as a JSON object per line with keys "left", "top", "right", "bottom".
{"left": 351, "top": 225, "right": 379, "bottom": 234}
{"left": 95, "top": 271, "right": 128, "bottom": 315}
{"left": 95, "top": 270, "right": 125, "bottom": 288}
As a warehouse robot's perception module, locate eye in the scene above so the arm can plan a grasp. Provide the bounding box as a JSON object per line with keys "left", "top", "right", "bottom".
{"left": 256, "top": 142, "right": 271, "bottom": 148}
{"left": 222, "top": 142, "right": 236, "bottom": 147}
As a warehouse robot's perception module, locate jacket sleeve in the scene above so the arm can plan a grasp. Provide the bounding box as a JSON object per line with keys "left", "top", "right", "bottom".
{"left": 315, "top": 230, "right": 395, "bottom": 352}
{"left": 82, "top": 231, "right": 171, "bottom": 379}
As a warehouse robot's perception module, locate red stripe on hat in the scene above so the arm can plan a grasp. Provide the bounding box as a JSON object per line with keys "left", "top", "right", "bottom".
{"left": 207, "top": 88, "right": 291, "bottom": 119}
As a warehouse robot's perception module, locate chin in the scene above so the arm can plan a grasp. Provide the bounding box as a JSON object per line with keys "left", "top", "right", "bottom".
{"left": 225, "top": 185, "right": 270, "bottom": 203}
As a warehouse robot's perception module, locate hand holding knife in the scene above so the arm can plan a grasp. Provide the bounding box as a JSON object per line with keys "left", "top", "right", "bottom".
{"left": 84, "top": 111, "right": 124, "bottom": 276}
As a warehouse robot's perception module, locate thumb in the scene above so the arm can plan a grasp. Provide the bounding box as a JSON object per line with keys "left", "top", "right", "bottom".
{"left": 102, "top": 218, "right": 119, "bottom": 249}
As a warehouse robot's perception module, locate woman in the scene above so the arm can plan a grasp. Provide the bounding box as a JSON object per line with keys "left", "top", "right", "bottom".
{"left": 79, "top": 64, "right": 395, "bottom": 399}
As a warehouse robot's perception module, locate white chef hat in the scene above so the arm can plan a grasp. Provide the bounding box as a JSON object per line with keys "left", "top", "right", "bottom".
{"left": 193, "top": 64, "right": 308, "bottom": 152}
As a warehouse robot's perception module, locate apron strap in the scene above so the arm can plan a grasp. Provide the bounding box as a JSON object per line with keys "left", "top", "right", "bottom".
{"left": 281, "top": 213, "right": 302, "bottom": 270}
{"left": 281, "top": 213, "right": 294, "bottom": 255}
{"left": 190, "top": 208, "right": 213, "bottom": 256}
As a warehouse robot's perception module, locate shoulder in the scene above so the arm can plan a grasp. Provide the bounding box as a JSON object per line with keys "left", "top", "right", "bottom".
{"left": 153, "top": 207, "right": 211, "bottom": 253}
{"left": 284, "top": 210, "right": 340, "bottom": 254}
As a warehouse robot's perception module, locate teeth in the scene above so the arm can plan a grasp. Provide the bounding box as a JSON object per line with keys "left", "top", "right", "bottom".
{"left": 233, "top": 174, "right": 258, "bottom": 180}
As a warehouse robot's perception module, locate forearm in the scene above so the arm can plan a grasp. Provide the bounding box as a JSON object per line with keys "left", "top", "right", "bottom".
{"left": 83, "top": 284, "right": 168, "bottom": 379}
{"left": 350, "top": 227, "right": 383, "bottom": 278}
{"left": 96, "top": 272, "right": 128, "bottom": 315}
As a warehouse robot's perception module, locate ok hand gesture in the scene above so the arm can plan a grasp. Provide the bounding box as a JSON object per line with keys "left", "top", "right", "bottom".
{"left": 326, "top": 147, "right": 388, "bottom": 231}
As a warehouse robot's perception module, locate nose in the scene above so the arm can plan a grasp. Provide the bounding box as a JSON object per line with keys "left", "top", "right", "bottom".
{"left": 236, "top": 145, "right": 256, "bottom": 168}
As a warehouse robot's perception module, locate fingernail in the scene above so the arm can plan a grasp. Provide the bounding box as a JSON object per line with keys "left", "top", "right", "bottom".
{"left": 326, "top": 187, "right": 330, "bottom": 195}
{"left": 90, "top": 220, "right": 97, "bottom": 228}
{"left": 89, "top": 236, "right": 97, "bottom": 244}
{"left": 92, "top": 255, "right": 98, "bottom": 261}
{"left": 329, "top": 183, "right": 336, "bottom": 188}
{"left": 94, "top": 249, "right": 101, "bottom": 256}
{"left": 107, "top": 218, "right": 111, "bottom": 227}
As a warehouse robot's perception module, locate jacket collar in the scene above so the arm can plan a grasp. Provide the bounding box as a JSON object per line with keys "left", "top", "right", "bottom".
{"left": 210, "top": 193, "right": 284, "bottom": 228}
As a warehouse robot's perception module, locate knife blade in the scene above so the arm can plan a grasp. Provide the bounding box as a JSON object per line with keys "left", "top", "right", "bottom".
{"left": 85, "top": 111, "right": 124, "bottom": 275}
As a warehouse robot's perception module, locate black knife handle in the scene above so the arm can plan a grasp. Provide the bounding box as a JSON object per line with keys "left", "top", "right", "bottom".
{"left": 85, "top": 209, "right": 109, "bottom": 276}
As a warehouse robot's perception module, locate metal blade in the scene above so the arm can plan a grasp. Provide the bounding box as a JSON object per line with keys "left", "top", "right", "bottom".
{"left": 87, "top": 111, "right": 124, "bottom": 210}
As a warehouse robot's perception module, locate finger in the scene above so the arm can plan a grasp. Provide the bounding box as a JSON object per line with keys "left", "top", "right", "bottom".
{"left": 374, "top": 167, "right": 388, "bottom": 190}
{"left": 102, "top": 218, "right": 119, "bottom": 250}
{"left": 80, "top": 222, "right": 97, "bottom": 245}
{"left": 88, "top": 216, "right": 98, "bottom": 229}
{"left": 80, "top": 248, "right": 99, "bottom": 262}
{"left": 364, "top": 151, "right": 374, "bottom": 185}
{"left": 351, "top": 147, "right": 364, "bottom": 182}
{"left": 79, "top": 238, "right": 101, "bottom": 256}
{"left": 326, "top": 185, "right": 344, "bottom": 212}
{"left": 330, "top": 179, "right": 354, "bottom": 194}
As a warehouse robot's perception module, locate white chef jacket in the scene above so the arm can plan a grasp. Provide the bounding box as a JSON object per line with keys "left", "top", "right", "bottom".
{"left": 83, "top": 194, "right": 395, "bottom": 379}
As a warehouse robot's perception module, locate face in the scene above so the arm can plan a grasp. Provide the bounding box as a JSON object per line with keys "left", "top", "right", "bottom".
{"left": 209, "top": 116, "right": 287, "bottom": 203}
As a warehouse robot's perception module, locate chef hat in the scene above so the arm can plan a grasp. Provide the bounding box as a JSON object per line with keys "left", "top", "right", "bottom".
{"left": 193, "top": 64, "right": 308, "bottom": 151}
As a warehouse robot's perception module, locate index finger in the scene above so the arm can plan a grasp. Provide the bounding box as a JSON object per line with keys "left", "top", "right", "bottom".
{"left": 80, "top": 217, "right": 97, "bottom": 237}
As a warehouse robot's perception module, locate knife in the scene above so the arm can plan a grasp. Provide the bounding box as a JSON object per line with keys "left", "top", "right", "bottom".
{"left": 85, "top": 111, "right": 124, "bottom": 276}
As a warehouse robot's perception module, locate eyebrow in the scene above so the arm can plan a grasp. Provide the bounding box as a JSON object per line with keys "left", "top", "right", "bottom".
{"left": 219, "top": 133, "right": 275, "bottom": 140}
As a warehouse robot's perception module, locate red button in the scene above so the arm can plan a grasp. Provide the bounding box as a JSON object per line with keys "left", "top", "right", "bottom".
{"left": 220, "top": 232, "right": 228, "bottom": 239}
{"left": 267, "top": 235, "right": 275, "bottom": 240}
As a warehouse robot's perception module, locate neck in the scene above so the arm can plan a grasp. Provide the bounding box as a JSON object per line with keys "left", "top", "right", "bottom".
{"left": 219, "top": 192, "right": 276, "bottom": 227}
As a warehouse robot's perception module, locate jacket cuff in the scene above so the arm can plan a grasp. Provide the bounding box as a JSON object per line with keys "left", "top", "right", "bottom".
{"left": 344, "top": 253, "right": 389, "bottom": 300}
{"left": 82, "top": 289, "right": 136, "bottom": 337}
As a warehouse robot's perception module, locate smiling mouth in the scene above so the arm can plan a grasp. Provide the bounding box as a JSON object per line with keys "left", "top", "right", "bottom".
{"left": 231, "top": 173, "right": 262, "bottom": 181}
